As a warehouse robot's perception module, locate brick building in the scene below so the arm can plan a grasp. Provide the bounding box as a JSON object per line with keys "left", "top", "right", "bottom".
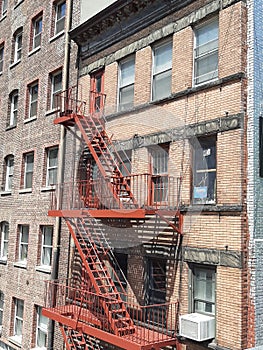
{"left": 0, "top": 0, "right": 80, "bottom": 349}
{"left": 42, "top": 0, "right": 263, "bottom": 350}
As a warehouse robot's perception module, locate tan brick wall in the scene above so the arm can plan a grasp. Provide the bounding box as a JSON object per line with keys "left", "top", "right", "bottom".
{"left": 134, "top": 47, "right": 152, "bottom": 105}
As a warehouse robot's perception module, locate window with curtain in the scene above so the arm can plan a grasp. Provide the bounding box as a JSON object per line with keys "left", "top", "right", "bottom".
{"left": 118, "top": 56, "right": 135, "bottom": 111}
{"left": 193, "top": 266, "right": 216, "bottom": 315}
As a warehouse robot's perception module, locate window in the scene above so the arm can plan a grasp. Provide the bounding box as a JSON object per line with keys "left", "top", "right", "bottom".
{"left": 0, "top": 222, "right": 9, "bottom": 260}
{"left": 192, "top": 266, "right": 215, "bottom": 315}
{"left": 13, "top": 30, "right": 22, "bottom": 63}
{"left": 90, "top": 70, "right": 105, "bottom": 114}
{"left": 35, "top": 306, "right": 48, "bottom": 348}
{"left": 0, "top": 291, "right": 4, "bottom": 327}
{"left": 4, "top": 155, "right": 14, "bottom": 192}
{"left": 32, "top": 15, "right": 42, "bottom": 50}
{"left": 118, "top": 56, "right": 135, "bottom": 111}
{"left": 46, "top": 147, "right": 58, "bottom": 186}
{"left": 50, "top": 70, "right": 62, "bottom": 109}
{"left": 152, "top": 40, "right": 172, "bottom": 101}
{"left": 23, "top": 152, "right": 34, "bottom": 189}
{"left": 40, "top": 226, "right": 53, "bottom": 267}
{"left": 0, "top": 44, "right": 4, "bottom": 73}
{"left": 149, "top": 144, "right": 169, "bottom": 203}
{"left": 55, "top": 1, "right": 66, "bottom": 35}
{"left": 1, "top": 0, "right": 7, "bottom": 16}
{"left": 8, "top": 90, "right": 18, "bottom": 127}
{"left": 193, "top": 137, "right": 216, "bottom": 204}
{"left": 194, "top": 19, "right": 218, "bottom": 85}
{"left": 13, "top": 298, "right": 24, "bottom": 343}
{"left": 18, "top": 225, "right": 29, "bottom": 263}
{"left": 28, "top": 81, "right": 38, "bottom": 119}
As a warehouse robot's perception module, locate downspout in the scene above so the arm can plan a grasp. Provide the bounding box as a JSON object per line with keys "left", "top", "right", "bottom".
{"left": 47, "top": 0, "right": 73, "bottom": 348}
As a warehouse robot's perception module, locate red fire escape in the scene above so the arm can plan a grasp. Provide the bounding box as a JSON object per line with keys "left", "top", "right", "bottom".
{"left": 42, "top": 87, "right": 183, "bottom": 350}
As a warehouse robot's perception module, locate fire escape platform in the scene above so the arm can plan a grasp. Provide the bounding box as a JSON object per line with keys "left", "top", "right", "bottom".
{"left": 43, "top": 305, "right": 177, "bottom": 350}
{"left": 48, "top": 209, "right": 147, "bottom": 219}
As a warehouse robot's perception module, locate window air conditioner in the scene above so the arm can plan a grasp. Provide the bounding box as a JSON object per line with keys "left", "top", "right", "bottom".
{"left": 179, "top": 313, "right": 215, "bottom": 342}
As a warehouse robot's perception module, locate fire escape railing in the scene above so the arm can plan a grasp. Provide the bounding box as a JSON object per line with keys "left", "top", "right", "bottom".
{"left": 44, "top": 280, "right": 179, "bottom": 345}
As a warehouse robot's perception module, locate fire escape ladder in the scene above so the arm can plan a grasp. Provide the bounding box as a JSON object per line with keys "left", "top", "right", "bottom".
{"left": 75, "top": 114, "right": 138, "bottom": 209}
{"left": 156, "top": 210, "right": 183, "bottom": 235}
{"left": 60, "top": 324, "right": 88, "bottom": 350}
{"left": 66, "top": 217, "right": 135, "bottom": 336}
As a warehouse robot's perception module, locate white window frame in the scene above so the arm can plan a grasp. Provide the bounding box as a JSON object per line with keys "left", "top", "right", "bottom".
{"left": 118, "top": 56, "right": 135, "bottom": 111}
{"left": 33, "top": 16, "right": 42, "bottom": 50}
{"left": 24, "top": 152, "right": 34, "bottom": 189}
{"left": 18, "top": 225, "right": 29, "bottom": 264}
{"left": 28, "top": 82, "right": 38, "bottom": 119}
{"left": 0, "top": 222, "right": 8, "bottom": 260}
{"left": 14, "top": 31, "right": 22, "bottom": 63}
{"left": 40, "top": 226, "right": 53, "bottom": 268}
{"left": 0, "top": 45, "right": 4, "bottom": 73}
{"left": 13, "top": 298, "right": 24, "bottom": 344}
{"left": 1, "top": 0, "right": 7, "bottom": 16}
{"left": 194, "top": 18, "right": 219, "bottom": 85}
{"left": 150, "top": 145, "right": 169, "bottom": 203}
{"left": 55, "top": 1, "right": 66, "bottom": 35}
{"left": 192, "top": 265, "right": 216, "bottom": 316}
{"left": 51, "top": 70, "right": 62, "bottom": 109}
{"left": 0, "top": 291, "right": 4, "bottom": 327}
{"left": 35, "top": 306, "right": 48, "bottom": 348}
{"left": 46, "top": 147, "right": 58, "bottom": 186}
{"left": 152, "top": 40, "right": 172, "bottom": 101}
{"left": 9, "top": 91, "right": 18, "bottom": 127}
{"left": 5, "top": 155, "right": 14, "bottom": 192}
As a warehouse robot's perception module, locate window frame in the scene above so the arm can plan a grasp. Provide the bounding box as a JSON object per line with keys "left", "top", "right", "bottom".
{"left": 191, "top": 265, "right": 216, "bottom": 316}
{"left": 0, "top": 291, "right": 4, "bottom": 327}
{"left": 32, "top": 15, "right": 42, "bottom": 50}
{"left": 0, "top": 44, "right": 4, "bottom": 73}
{"left": 1, "top": 0, "right": 7, "bottom": 17}
{"left": 50, "top": 70, "right": 62, "bottom": 109}
{"left": 152, "top": 39, "right": 172, "bottom": 101}
{"left": 192, "top": 136, "right": 217, "bottom": 205}
{"left": 0, "top": 222, "right": 9, "bottom": 261}
{"left": 118, "top": 56, "right": 135, "bottom": 111}
{"left": 46, "top": 147, "right": 58, "bottom": 187}
{"left": 18, "top": 225, "right": 29, "bottom": 264}
{"left": 35, "top": 306, "right": 48, "bottom": 348}
{"left": 23, "top": 152, "right": 34, "bottom": 189}
{"left": 4, "top": 155, "right": 14, "bottom": 192}
{"left": 9, "top": 90, "right": 18, "bottom": 127}
{"left": 54, "top": 0, "right": 66, "bottom": 35}
{"left": 193, "top": 18, "right": 219, "bottom": 85}
{"left": 28, "top": 81, "right": 39, "bottom": 119}
{"left": 14, "top": 30, "right": 22, "bottom": 63}
{"left": 40, "top": 226, "right": 53, "bottom": 268}
{"left": 13, "top": 298, "right": 24, "bottom": 343}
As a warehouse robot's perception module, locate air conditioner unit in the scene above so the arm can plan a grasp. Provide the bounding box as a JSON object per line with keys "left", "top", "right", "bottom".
{"left": 179, "top": 313, "right": 215, "bottom": 342}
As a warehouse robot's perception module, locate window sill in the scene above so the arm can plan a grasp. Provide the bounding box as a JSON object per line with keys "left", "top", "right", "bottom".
{"left": 36, "top": 266, "right": 51, "bottom": 274}
{"left": 14, "top": 262, "right": 27, "bottom": 269}
{"left": 45, "top": 108, "right": 59, "bottom": 117}
{"left": 5, "top": 124, "right": 17, "bottom": 131}
{"left": 10, "top": 60, "right": 21, "bottom": 69}
{"left": 49, "top": 31, "right": 65, "bottom": 43}
{"left": 8, "top": 336, "right": 22, "bottom": 347}
{"left": 0, "top": 258, "right": 7, "bottom": 265}
{"left": 31, "top": 347, "right": 47, "bottom": 350}
{"left": 19, "top": 188, "right": 32, "bottom": 194}
{"left": 24, "top": 116, "right": 37, "bottom": 124}
{"left": 14, "top": 0, "right": 25, "bottom": 9}
{"left": 0, "top": 191, "right": 12, "bottom": 196}
{"left": 179, "top": 204, "right": 243, "bottom": 213}
{"left": 0, "top": 14, "right": 7, "bottom": 22}
{"left": 40, "top": 186, "right": 55, "bottom": 192}
{"left": 28, "top": 46, "right": 41, "bottom": 57}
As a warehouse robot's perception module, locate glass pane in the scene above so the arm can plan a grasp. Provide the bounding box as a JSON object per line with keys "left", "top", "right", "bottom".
{"left": 15, "top": 319, "right": 23, "bottom": 335}
{"left": 25, "top": 173, "right": 32, "bottom": 188}
{"left": 56, "top": 17, "right": 65, "bottom": 34}
{"left": 26, "top": 154, "right": 34, "bottom": 171}
{"left": 30, "top": 101, "right": 37, "bottom": 117}
{"left": 43, "top": 228, "right": 52, "bottom": 245}
{"left": 120, "top": 58, "right": 135, "bottom": 87}
{"left": 17, "top": 300, "right": 24, "bottom": 318}
{"left": 48, "top": 148, "right": 58, "bottom": 167}
{"left": 48, "top": 168, "right": 57, "bottom": 186}
{"left": 152, "top": 70, "right": 171, "bottom": 100}
{"left": 154, "top": 42, "right": 172, "bottom": 74}
{"left": 195, "top": 51, "right": 218, "bottom": 84}
{"left": 42, "top": 247, "right": 51, "bottom": 266}
{"left": 37, "top": 330, "right": 47, "bottom": 347}
{"left": 119, "top": 85, "right": 134, "bottom": 111}
{"left": 20, "top": 245, "right": 28, "bottom": 261}
{"left": 196, "top": 20, "right": 218, "bottom": 47}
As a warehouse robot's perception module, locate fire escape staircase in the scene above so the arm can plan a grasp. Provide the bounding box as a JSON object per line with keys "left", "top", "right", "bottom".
{"left": 66, "top": 215, "right": 135, "bottom": 336}
{"left": 43, "top": 89, "right": 183, "bottom": 349}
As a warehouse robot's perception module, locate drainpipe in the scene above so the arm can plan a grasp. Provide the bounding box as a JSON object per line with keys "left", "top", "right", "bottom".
{"left": 47, "top": 0, "right": 73, "bottom": 348}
